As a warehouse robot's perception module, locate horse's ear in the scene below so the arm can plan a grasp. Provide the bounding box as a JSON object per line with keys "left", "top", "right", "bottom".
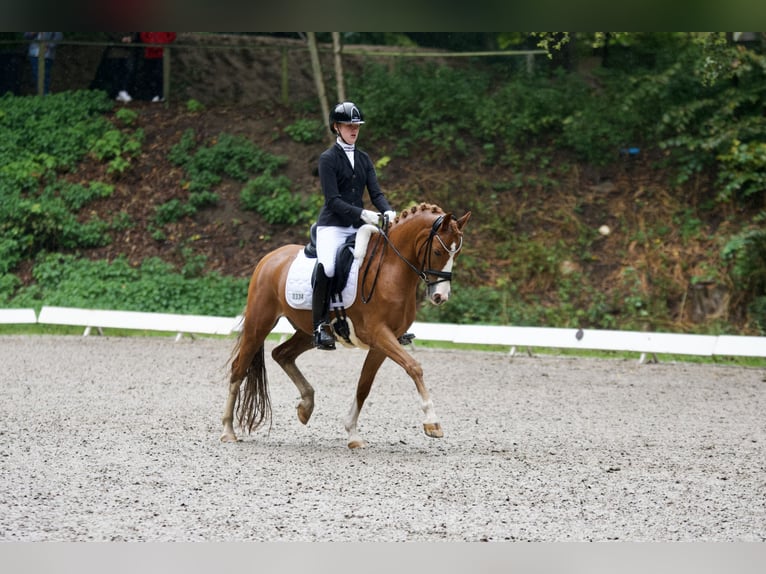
{"left": 456, "top": 211, "right": 471, "bottom": 230}
{"left": 440, "top": 213, "right": 453, "bottom": 231}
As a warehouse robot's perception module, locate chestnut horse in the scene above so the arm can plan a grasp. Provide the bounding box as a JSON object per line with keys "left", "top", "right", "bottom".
{"left": 220, "top": 203, "right": 471, "bottom": 448}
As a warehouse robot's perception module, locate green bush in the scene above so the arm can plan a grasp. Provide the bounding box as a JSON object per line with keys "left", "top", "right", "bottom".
{"left": 723, "top": 225, "right": 766, "bottom": 332}
{"left": 10, "top": 253, "right": 249, "bottom": 316}
{"left": 46, "top": 180, "right": 114, "bottom": 210}
{"left": 185, "top": 133, "right": 287, "bottom": 185}
{"left": 0, "top": 192, "right": 111, "bottom": 263}
{"left": 168, "top": 128, "right": 197, "bottom": 166}
{"left": 348, "top": 60, "right": 487, "bottom": 155}
{"left": 153, "top": 199, "right": 196, "bottom": 226}
{"left": 114, "top": 107, "right": 139, "bottom": 126}
{"left": 0, "top": 272, "right": 21, "bottom": 303}
{"left": 0, "top": 90, "right": 113, "bottom": 173}
{"left": 0, "top": 91, "right": 114, "bottom": 191}
{"left": 186, "top": 99, "right": 205, "bottom": 113}
{"left": 240, "top": 174, "right": 305, "bottom": 225}
{"left": 167, "top": 131, "right": 288, "bottom": 218}
{"left": 284, "top": 118, "right": 324, "bottom": 143}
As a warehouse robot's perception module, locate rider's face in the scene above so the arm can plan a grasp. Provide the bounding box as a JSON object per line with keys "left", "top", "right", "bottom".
{"left": 336, "top": 122, "right": 360, "bottom": 144}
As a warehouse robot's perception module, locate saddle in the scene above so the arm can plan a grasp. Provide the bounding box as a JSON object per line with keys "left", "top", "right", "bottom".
{"left": 293, "top": 223, "right": 414, "bottom": 346}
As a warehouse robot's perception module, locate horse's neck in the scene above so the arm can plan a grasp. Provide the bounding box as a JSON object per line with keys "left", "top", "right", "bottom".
{"left": 379, "top": 218, "right": 433, "bottom": 276}
{"left": 388, "top": 218, "right": 431, "bottom": 259}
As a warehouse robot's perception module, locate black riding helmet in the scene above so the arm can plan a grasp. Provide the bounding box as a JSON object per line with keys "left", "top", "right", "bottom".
{"left": 329, "top": 101, "right": 364, "bottom": 134}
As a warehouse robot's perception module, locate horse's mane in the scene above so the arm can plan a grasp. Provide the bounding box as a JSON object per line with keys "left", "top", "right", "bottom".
{"left": 391, "top": 203, "right": 444, "bottom": 227}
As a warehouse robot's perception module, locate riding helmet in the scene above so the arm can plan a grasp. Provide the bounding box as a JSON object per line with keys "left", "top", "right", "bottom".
{"left": 329, "top": 101, "right": 364, "bottom": 133}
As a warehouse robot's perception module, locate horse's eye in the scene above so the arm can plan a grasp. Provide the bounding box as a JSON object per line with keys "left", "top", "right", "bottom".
{"left": 434, "top": 249, "right": 443, "bottom": 257}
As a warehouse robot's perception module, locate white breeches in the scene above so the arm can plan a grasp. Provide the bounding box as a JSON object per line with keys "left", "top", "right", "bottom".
{"left": 316, "top": 225, "right": 356, "bottom": 277}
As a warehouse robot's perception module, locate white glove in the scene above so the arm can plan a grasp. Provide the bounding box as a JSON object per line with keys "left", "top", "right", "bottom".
{"left": 360, "top": 209, "right": 379, "bottom": 225}
{"left": 383, "top": 210, "right": 396, "bottom": 222}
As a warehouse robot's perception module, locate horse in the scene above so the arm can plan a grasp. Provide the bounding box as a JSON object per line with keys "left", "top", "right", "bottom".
{"left": 220, "top": 202, "right": 471, "bottom": 448}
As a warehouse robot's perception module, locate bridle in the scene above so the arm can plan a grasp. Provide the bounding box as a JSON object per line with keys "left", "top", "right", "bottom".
{"left": 361, "top": 214, "right": 463, "bottom": 303}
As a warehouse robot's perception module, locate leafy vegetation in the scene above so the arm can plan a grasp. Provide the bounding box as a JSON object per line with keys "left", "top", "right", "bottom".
{"left": 1, "top": 33, "right": 765, "bottom": 335}
{"left": 8, "top": 253, "right": 248, "bottom": 317}
{"left": 284, "top": 118, "right": 324, "bottom": 143}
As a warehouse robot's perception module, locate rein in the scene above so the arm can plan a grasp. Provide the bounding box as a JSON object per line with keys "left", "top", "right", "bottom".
{"left": 360, "top": 214, "right": 462, "bottom": 303}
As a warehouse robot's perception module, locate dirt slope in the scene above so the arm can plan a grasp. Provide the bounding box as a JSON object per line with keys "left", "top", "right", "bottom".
{"left": 15, "top": 33, "right": 753, "bottom": 332}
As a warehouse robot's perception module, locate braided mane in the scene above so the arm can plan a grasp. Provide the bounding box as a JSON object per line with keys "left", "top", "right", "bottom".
{"left": 390, "top": 203, "right": 444, "bottom": 227}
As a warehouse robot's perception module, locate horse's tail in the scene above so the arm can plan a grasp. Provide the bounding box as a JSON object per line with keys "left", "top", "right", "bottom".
{"left": 231, "top": 334, "right": 272, "bottom": 434}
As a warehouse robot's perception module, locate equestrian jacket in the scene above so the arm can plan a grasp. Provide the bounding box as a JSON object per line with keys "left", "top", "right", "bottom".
{"left": 317, "top": 143, "right": 392, "bottom": 228}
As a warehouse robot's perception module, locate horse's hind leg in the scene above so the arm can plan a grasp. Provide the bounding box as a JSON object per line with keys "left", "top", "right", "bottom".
{"left": 221, "top": 318, "right": 271, "bottom": 442}
{"left": 272, "top": 330, "right": 316, "bottom": 425}
{"left": 221, "top": 348, "right": 247, "bottom": 442}
{"left": 344, "top": 348, "right": 387, "bottom": 449}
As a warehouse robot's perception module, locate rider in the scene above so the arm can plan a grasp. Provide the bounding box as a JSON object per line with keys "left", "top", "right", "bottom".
{"left": 313, "top": 101, "right": 396, "bottom": 350}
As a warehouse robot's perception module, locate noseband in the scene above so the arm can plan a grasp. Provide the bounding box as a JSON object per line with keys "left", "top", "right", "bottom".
{"left": 361, "top": 214, "right": 463, "bottom": 303}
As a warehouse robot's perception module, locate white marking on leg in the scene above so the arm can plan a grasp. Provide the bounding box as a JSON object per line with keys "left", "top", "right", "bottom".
{"left": 344, "top": 396, "right": 364, "bottom": 445}
{"left": 421, "top": 397, "right": 439, "bottom": 425}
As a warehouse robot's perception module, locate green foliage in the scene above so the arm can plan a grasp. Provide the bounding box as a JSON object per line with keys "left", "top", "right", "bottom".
{"left": 748, "top": 296, "right": 766, "bottom": 336}
{"left": 416, "top": 279, "right": 618, "bottom": 330}
{"left": 347, "top": 36, "right": 766, "bottom": 188}
{"left": 240, "top": 174, "right": 306, "bottom": 225}
{"left": 2, "top": 46, "right": 766, "bottom": 334}
{"left": 155, "top": 130, "right": 293, "bottom": 234}
{"left": 716, "top": 139, "right": 766, "bottom": 203}
{"left": 477, "top": 70, "right": 589, "bottom": 149}
{"left": 152, "top": 199, "right": 196, "bottom": 226}
{"left": 47, "top": 180, "right": 115, "bottom": 210}
{"left": 10, "top": 253, "right": 249, "bottom": 316}
{"left": 114, "top": 107, "right": 139, "bottom": 126}
{"left": 0, "top": 90, "right": 114, "bottom": 191}
{"left": 0, "top": 177, "right": 113, "bottom": 273}
{"left": 348, "top": 61, "right": 487, "bottom": 156}
{"left": 723, "top": 224, "right": 766, "bottom": 333}
{"left": 168, "top": 128, "right": 197, "bottom": 166}
{"left": 165, "top": 131, "right": 289, "bottom": 222}
{"left": 284, "top": 118, "right": 324, "bottom": 143}
{"left": 186, "top": 99, "right": 205, "bottom": 112}
{"left": 185, "top": 133, "right": 287, "bottom": 186}
{"left": 653, "top": 44, "right": 766, "bottom": 202}
{"left": 188, "top": 190, "right": 220, "bottom": 209}
{"left": 90, "top": 127, "right": 144, "bottom": 175}
{"left": 0, "top": 272, "right": 21, "bottom": 303}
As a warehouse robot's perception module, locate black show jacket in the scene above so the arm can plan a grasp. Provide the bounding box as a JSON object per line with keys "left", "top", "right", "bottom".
{"left": 317, "top": 143, "right": 392, "bottom": 228}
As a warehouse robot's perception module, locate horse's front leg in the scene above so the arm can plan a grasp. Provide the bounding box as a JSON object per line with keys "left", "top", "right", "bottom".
{"left": 371, "top": 335, "right": 443, "bottom": 439}
{"left": 345, "top": 348, "right": 387, "bottom": 449}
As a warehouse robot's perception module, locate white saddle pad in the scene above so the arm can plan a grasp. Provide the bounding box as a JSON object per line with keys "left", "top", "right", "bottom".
{"left": 285, "top": 251, "right": 360, "bottom": 310}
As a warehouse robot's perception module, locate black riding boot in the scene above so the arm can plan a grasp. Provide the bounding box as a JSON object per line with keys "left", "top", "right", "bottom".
{"left": 312, "top": 263, "right": 336, "bottom": 350}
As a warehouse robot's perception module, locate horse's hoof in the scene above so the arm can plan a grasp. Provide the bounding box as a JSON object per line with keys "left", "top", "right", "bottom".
{"left": 348, "top": 439, "right": 368, "bottom": 449}
{"left": 220, "top": 433, "right": 240, "bottom": 443}
{"left": 423, "top": 423, "right": 443, "bottom": 438}
{"left": 296, "top": 401, "right": 314, "bottom": 425}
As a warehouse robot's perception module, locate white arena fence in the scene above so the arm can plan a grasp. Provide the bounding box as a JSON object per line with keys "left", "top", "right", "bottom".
{"left": 1, "top": 306, "right": 764, "bottom": 362}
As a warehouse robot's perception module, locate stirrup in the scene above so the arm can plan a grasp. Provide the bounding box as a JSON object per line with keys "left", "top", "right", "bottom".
{"left": 314, "top": 324, "right": 336, "bottom": 350}
{"left": 398, "top": 332, "right": 416, "bottom": 345}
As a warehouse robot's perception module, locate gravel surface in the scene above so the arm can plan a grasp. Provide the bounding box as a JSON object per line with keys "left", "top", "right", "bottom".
{"left": 1, "top": 335, "right": 764, "bottom": 541}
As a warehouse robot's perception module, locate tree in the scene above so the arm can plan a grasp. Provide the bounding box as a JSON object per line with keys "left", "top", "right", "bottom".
{"left": 307, "top": 32, "right": 331, "bottom": 137}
